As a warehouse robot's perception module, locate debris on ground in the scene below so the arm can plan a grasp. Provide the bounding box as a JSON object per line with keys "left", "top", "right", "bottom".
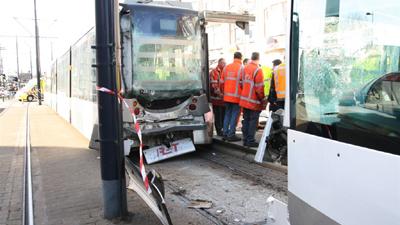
{"left": 187, "top": 199, "right": 213, "bottom": 209}
{"left": 171, "top": 189, "right": 187, "bottom": 196}
{"left": 216, "top": 209, "right": 225, "bottom": 214}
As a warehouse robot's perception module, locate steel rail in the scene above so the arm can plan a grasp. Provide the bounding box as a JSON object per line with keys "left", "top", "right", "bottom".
{"left": 126, "top": 157, "right": 226, "bottom": 225}
{"left": 196, "top": 146, "right": 288, "bottom": 195}
{"left": 22, "top": 103, "right": 34, "bottom": 225}
{"left": 139, "top": 145, "right": 287, "bottom": 225}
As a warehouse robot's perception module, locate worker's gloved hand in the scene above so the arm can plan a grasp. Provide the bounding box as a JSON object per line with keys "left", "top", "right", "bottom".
{"left": 261, "top": 98, "right": 269, "bottom": 110}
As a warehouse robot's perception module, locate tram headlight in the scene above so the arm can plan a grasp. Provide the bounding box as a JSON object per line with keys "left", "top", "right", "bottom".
{"left": 134, "top": 108, "right": 141, "bottom": 116}
{"left": 189, "top": 104, "right": 197, "bottom": 111}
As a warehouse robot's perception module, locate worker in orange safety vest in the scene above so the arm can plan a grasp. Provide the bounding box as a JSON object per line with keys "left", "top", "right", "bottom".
{"left": 239, "top": 52, "right": 265, "bottom": 147}
{"left": 220, "top": 52, "right": 244, "bottom": 142}
{"left": 270, "top": 59, "right": 285, "bottom": 112}
{"left": 209, "top": 58, "right": 226, "bottom": 136}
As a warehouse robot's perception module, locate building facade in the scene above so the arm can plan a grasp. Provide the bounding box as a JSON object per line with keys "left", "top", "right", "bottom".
{"left": 185, "top": 0, "right": 288, "bottom": 67}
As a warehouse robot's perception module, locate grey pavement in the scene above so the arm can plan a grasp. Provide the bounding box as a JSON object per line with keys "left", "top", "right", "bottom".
{"left": 27, "top": 104, "right": 215, "bottom": 225}
{"left": 0, "top": 103, "right": 218, "bottom": 225}
{"left": 0, "top": 103, "right": 26, "bottom": 225}
{"left": 27, "top": 104, "right": 163, "bottom": 225}
{"left": 0, "top": 102, "right": 280, "bottom": 225}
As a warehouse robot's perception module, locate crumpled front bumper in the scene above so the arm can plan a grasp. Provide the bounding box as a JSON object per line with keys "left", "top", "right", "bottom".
{"left": 124, "top": 119, "right": 206, "bottom": 136}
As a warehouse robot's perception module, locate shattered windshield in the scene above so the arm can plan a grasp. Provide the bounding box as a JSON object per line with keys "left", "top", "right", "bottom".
{"left": 129, "top": 7, "right": 202, "bottom": 102}
{"left": 293, "top": 0, "right": 400, "bottom": 153}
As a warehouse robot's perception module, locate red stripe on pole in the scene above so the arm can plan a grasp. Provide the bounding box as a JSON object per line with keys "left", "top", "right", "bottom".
{"left": 135, "top": 123, "right": 140, "bottom": 133}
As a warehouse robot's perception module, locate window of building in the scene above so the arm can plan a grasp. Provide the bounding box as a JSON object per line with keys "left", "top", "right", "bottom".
{"left": 264, "top": 2, "right": 287, "bottom": 38}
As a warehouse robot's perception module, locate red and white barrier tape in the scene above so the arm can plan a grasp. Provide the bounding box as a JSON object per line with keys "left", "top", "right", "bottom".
{"left": 96, "top": 86, "right": 151, "bottom": 194}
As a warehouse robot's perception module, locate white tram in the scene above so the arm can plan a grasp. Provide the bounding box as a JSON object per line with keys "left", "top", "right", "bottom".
{"left": 285, "top": 0, "right": 400, "bottom": 224}
{"left": 46, "top": 2, "right": 254, "bottom": 161}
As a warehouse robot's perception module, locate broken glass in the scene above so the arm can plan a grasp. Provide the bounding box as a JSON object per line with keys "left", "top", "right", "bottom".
{"left": 294, "top": 0, "right": 400, "bottom": 153}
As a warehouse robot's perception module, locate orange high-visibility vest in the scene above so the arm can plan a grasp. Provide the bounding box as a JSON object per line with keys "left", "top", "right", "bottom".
{"left": 209, "top": 67, "right": 224, "bottom": 106}
{"left": 274, "top": 63, "right": 286, "bottom": 100}
{"left": 221, "top": 59, "right": 244, "bottom": 104}
{"left": 239, "top": 62, "right": 265, "bottom": 111}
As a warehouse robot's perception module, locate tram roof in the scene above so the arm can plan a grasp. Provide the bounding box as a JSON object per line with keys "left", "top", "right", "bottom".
{"left": 120, "top": 1, "right": 197, "bottom": 15}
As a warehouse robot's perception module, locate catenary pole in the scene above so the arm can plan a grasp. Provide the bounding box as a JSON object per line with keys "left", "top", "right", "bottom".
{"left": 30, "top": 49, "right": 33, "bottom": 79}
{"left": 94, "top": 0, "right": 127, "bottom": 219}
{"left": 33, "top": 0, "right": 42, "bottom": 105}
{"left": 16, "top": 36, "right": 20, "bottom": 79}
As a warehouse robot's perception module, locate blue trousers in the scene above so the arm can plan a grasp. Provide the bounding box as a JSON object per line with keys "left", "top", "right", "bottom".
{"left": 223, "top": 102, "right": 240, "bottom": 137}
{"left": 242, "top": 108, "right": 260, "bottom": 144}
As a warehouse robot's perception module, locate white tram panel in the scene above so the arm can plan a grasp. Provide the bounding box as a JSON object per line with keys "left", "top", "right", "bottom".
{"left": 288, "top": 129, "right": 400, "bottom": 225}
{"left": 70, "top": 29, "right": 98, "bottom": 140}
{"left": 56, "top": 53, "right": 71, "bottom": 123}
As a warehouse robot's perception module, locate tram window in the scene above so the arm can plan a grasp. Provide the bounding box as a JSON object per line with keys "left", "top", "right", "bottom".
{"left": 57, "top": 54, "right": 70, "bottom": 97}
{"left": 71, "top": 31, "right": 97, "bottom": 103}
{"left": 292, "top": 0, "right": 400, "bottom": 154}
{"left": 160, "top": 19, "right": 177, "bottom": 32}
{"left": 133, "top": 8, "right": 198, "bottom": 39}
{"left": 126, "top": 7, "right": 203, "bottom": 101}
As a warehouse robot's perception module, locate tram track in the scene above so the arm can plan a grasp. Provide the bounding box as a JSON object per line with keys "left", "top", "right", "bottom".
{"left": 194, "top": 145, "right": 287, "bottom": 224}
{"left": 164, "top": 181, "right": 230, "bottom": 225}
{"left": 22, "top": 103, "right": 34, "bottom": 225}
{"left": 136, "top": 143, "right": 288, "bottom": 224}
{"left": 196, "top": 145, "right": 288, "bottom": 195}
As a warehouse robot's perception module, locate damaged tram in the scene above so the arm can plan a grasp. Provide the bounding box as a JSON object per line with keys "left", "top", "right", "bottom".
{"left": 47, "top": 2, "right": 254, "bottom": 163}
{"left": 120, "top": 4, "right": 212, "bottom": 162}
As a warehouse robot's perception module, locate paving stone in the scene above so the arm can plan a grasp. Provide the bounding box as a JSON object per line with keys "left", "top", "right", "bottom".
{"left": 0, "top": 104, "right": 25, "bottom": 225}
{"left": 29, "top": 105, "right": 163, "bottom": 225}
{"left": 2, "top": 103, "right": 218, "bottom": 225}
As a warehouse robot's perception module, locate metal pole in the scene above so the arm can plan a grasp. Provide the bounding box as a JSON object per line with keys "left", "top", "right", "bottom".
{"left": 16, "top": 36, "right": 20, "bottom": 79}
{"left": 30, "top": 49, "right": 33, "bottom": 79}
{"left": 50, "top": 41, "right": 53, "bottom": 61}
{"left": 113, "top": 0, "right": 128, "bottom": 217}
{"left": 33, "top": 0, "right": 42, "bottom": 105}
{"left": 94, "top": 0, "right": 127, "bottom": 219}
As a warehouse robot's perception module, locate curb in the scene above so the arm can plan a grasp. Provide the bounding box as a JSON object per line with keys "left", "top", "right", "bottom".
{"left": 213, "top": 137, "right": 258, "bottom": 154}
{"left": 211, "top": 138, "right": 288, "bottom": 173}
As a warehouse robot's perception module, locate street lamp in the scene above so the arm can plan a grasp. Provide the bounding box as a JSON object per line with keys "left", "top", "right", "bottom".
{"left": 366, "top": 12, "right": 374, "bottom": 24}
{"left": 366, "top": 12, "right": 374, "bottom": 46}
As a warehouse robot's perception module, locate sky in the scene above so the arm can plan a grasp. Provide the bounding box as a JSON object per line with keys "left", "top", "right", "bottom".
{"left": 0, "top": 0, "right": 95, "bottom": 77}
